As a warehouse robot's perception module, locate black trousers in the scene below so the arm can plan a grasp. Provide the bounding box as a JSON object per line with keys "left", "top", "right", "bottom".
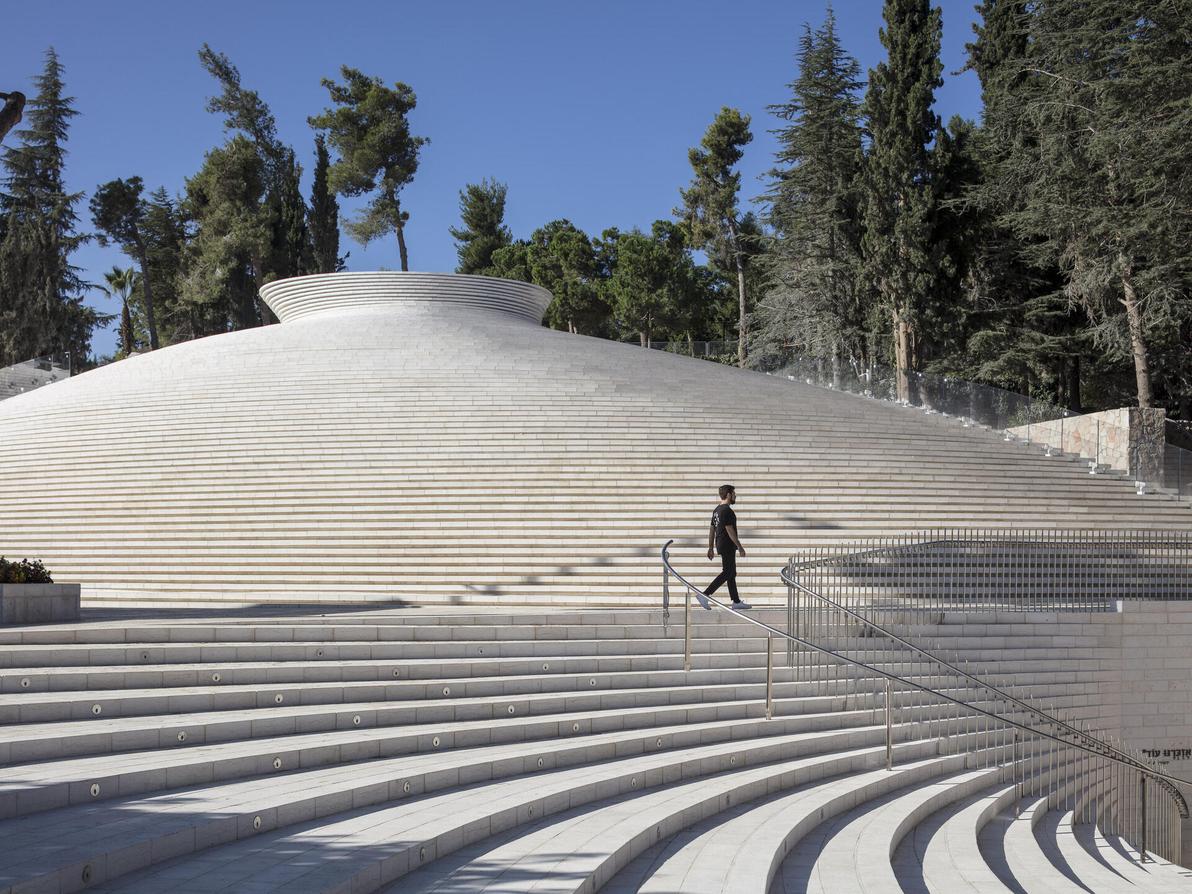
{"left": 706, "top": 549, "right": 740, "bottom": 603}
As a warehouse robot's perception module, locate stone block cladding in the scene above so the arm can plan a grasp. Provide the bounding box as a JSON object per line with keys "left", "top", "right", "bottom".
{"left": 0, "top": 584, "right": 80, "bottom": 624}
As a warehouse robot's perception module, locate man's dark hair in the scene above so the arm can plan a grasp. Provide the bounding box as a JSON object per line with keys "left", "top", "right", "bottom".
{"left": 718, "top": 484, "right": 735, "bottom": 499}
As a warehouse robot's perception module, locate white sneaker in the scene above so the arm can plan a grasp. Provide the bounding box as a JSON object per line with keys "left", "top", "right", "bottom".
{"left": 695, "top": 591, "right": 712, "bottom": 610}
{"left": 732, "top": 601, "right": 753, "bottom": 610}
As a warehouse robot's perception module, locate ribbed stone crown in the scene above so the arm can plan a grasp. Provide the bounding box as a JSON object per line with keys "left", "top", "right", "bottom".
{"left": 260, "top": 271, "right": 553, "bottom": 324}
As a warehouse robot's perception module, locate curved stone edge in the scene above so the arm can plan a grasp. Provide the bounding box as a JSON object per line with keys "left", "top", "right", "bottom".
{"left": 259, "top": 271, "right": 554, "bottom": 325}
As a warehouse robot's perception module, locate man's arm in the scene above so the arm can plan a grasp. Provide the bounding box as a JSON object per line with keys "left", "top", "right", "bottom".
{"left": 726, "top": 525, "right": 745, "bottom": 556}
{"left": 707, "top": 525, "right": 715, "bottom": 560}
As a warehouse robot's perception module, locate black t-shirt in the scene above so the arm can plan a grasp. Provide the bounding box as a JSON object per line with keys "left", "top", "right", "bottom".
{"left": 711, "top": 504, "right": 737, "bottom": 554}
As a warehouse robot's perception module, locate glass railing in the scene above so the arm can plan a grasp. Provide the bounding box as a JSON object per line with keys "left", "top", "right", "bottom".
{"left": 661, "top": 538, "right": 1189, "bottom": 866}
{"left": 769, "top": 356, "right": 1192, "bottom": 499}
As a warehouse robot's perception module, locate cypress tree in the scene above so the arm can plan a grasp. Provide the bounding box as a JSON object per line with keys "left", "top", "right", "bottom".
{"left": 860, "top": 0, "right": 943, "bottom": 402}
{"left": 0, "top": 48, "right": 100, "bottom": 368}
{"left": 138, "top": 188, "right": 187, "bottom": 344}
{"left": 309, "top": 134, "right": 341, "bottom": 274}
{"left": 450, "top": 179, "right": 512, "bottom": 275}
{"left": 755, "top": 10, "right": 866, "bottom": 375}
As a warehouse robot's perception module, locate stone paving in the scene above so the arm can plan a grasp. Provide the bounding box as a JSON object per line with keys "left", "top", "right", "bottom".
{"left": 0, "top": 607, "right": 1187, "bottom": 893}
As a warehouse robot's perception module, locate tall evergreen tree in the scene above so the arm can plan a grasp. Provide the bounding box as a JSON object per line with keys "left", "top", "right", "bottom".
{"left": 987, "top": 0, "right": 1192, "bottom": 410}
{"left": 309, "top": 68, "right": 428, "bottom": 271}
{"left": 308, "top": 134, "right": 341, "bottom": 274}
{"left": 678, "top": 107, "right": 754, "bottom": 367}
{"left": 178, "top": 136, "right": 271, "bottom": 334}
{"left": 860, "top": 0, "right": 943, "bottom": 402}
{"left": 90, "top": 176, "right": 160, "bottom": 349}
{"left": 953, "top": 0, "right": 1087, "bottom": 409}
{"left": 137, "top": 188, "right": 188, "bottom": 344}
{"left": 525, "top": 220, "right": 609, "bottom": 335}
{"left": 450, "top": 179, "right": 512, "bottom": 275}
{"left": 0, "top": 48, "right": 101, "bottom": 368}
{"left": 754, "top": 11, "right": 866, "bottom": 375}
{"left": 199, "top": 45, "right": 308, "bottom": 294}
{"left": 601, "top": 221, "right": 697, "bottom": 347}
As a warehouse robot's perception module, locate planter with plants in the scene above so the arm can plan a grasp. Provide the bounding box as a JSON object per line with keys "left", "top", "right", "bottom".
{"left": 0, "top": 557, "right": 80, "bottom": 624}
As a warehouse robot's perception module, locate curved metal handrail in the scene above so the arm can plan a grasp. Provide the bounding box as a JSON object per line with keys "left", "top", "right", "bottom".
{"left": 660, "top": 540, "right": 1190, "bottom": 817}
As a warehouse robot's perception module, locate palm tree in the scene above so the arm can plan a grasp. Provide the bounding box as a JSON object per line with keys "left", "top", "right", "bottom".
{"left": 100, "top": 266, "right": 139, "bottom": 357}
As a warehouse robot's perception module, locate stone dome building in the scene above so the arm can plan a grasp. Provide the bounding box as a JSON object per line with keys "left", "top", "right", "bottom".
{"left": 0, "top": 271, "right": 1187, "bottom": 607}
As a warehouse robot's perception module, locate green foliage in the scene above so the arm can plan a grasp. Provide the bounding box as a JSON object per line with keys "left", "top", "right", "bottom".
{"left": 754, "top": 11, "right": 866, "bottom": 372}
{"left": 981, "top": 0, "right": 1192, "bottom": 410}
{"left": 451, "top": 179, "right": 512, "bottom": 275}
{"left": 525, "top": 220, "right": 608, "bottom": 335}
{"left": 601, "top": 221, "right": 699, "bottom": 346}
{"left": 90, "top": 176, "right": 160, "bottom": 349}
{"left": 0, "top": 48, "right": 103, "bottom": 369}
{"left": 309, "top": 134, "right": 342, "bottom": 274}
{"left": 678, "top": 107, "right": 753, "bottom": 366}
{"left": 860, "top": 0, "right": 943, "bottom": 395}
{"left": 0, "top": 558, "right": 53, "bottom": 585}
{"left": 137, "top": 188, "right": 188, "bottom": 343}
{"left": 99, "top": 265, "right": 138, "bottom": 355}
{"left": 179, "top": 135, "right": 271, "bottom": 333}
{"left": 309, "top": 67, "right": 428, "bottom": 271}
{"left": 199, "top": 45, "right": 309, "bottom": 295}
{"left": 489, "top": 239, "right": 533, "bottom": 284}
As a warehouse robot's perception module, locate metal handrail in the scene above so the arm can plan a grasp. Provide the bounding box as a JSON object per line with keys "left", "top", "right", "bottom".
{"left": 660, "top": 540, "right": 1190, "bottom": 816}
{"left": 779, "top": 564, "right": 1187, "bottom": 792}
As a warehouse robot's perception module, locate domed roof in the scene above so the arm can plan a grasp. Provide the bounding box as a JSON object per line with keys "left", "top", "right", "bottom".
{"left": 0, "top": 272, "right": 1187, "bottom": 607}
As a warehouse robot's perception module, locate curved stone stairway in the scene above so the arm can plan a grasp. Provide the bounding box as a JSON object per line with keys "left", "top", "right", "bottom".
{"left": 0, "top": 607, "right": 1184, "bottom": 894}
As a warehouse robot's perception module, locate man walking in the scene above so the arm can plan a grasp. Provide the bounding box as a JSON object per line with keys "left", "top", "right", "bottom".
{"left": 705, "top": 484, "right": 751, "bottom": 610}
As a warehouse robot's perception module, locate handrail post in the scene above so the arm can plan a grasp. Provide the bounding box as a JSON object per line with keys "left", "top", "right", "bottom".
{"left": 684, "top": 584, "right": 692, "bottom": 673}
{"left": 885, "top": 677, "right": 893, "bottom": 770}
{"left": 1140, "top": 775, "right": 1149, "bottom": 862}
{"left": 766, "top": 633, "right": 774, "bottom": 720}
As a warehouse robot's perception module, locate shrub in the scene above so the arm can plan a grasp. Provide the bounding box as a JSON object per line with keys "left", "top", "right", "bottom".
{"left": 0, "top": 557, "right": 54, "bottom": 584}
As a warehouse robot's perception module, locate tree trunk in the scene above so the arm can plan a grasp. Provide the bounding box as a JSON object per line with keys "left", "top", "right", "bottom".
{"left": 133, "top": 238, "right": 160, "bottom": 350}
{"left": 640, "top": 331, "right": 647, "bottom": 348}
{"left": 893, "top": 309, "right": 911, "bottom": 404}
{"left": 687, "top": 332, "right": 694, "bottom": 357}
{"left": 396, "top": 224, "right": 409, "bottom": 272}
{"left": 1119, "top": 260, "right": 1153, "bottom": 409}
{"left": 726, "top": 218, "right": 747, "bottom": 368}
{"left": 1067, "top": 355, "right": 1082, "bottom": 413}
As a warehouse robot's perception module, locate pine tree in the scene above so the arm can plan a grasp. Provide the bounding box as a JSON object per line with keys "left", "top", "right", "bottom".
{"left": 602, "top": 221, "right": 697, "bottom": 347}
{"left": 450, "top": 179, "right": 512, "bottom": 275}
{"left": 678, "top": 108, "right": 754, "bottom": 367}
{"left": 525, "top": 220, "right": 609, "bottom": 336}
{"left": 309, "top": 134, "right": 341, "bottom": 274}
{"left": 199, "top": 45, "right": 308, "bottom": 297}
{"left": 754, "top": 11, "right": 866, "bottom": 375}
{"left": 860, "top": 0, "right": 943, "bottom": 402}
{"left": 0, "top": 48, "right": 101, "bottom": 368}
{"left": 309, "top": 67, "right": 428, "bottom": 272}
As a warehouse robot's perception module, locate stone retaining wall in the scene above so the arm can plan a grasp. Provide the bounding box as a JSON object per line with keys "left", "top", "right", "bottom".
{"left": 0, "top": 584, "right": 81, "bottom": 624}
{"left": 1010, "top": 407, "right": 1166, "bottom": 481}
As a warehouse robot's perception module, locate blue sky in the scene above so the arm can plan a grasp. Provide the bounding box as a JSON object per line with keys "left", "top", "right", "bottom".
{"left": 8, "top": 1, "right": 982, "bottom": 358}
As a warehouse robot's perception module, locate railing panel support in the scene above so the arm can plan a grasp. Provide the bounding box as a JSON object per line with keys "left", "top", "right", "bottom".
{"left": 766, "top": 633, "right": 774, "bottom": 720}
